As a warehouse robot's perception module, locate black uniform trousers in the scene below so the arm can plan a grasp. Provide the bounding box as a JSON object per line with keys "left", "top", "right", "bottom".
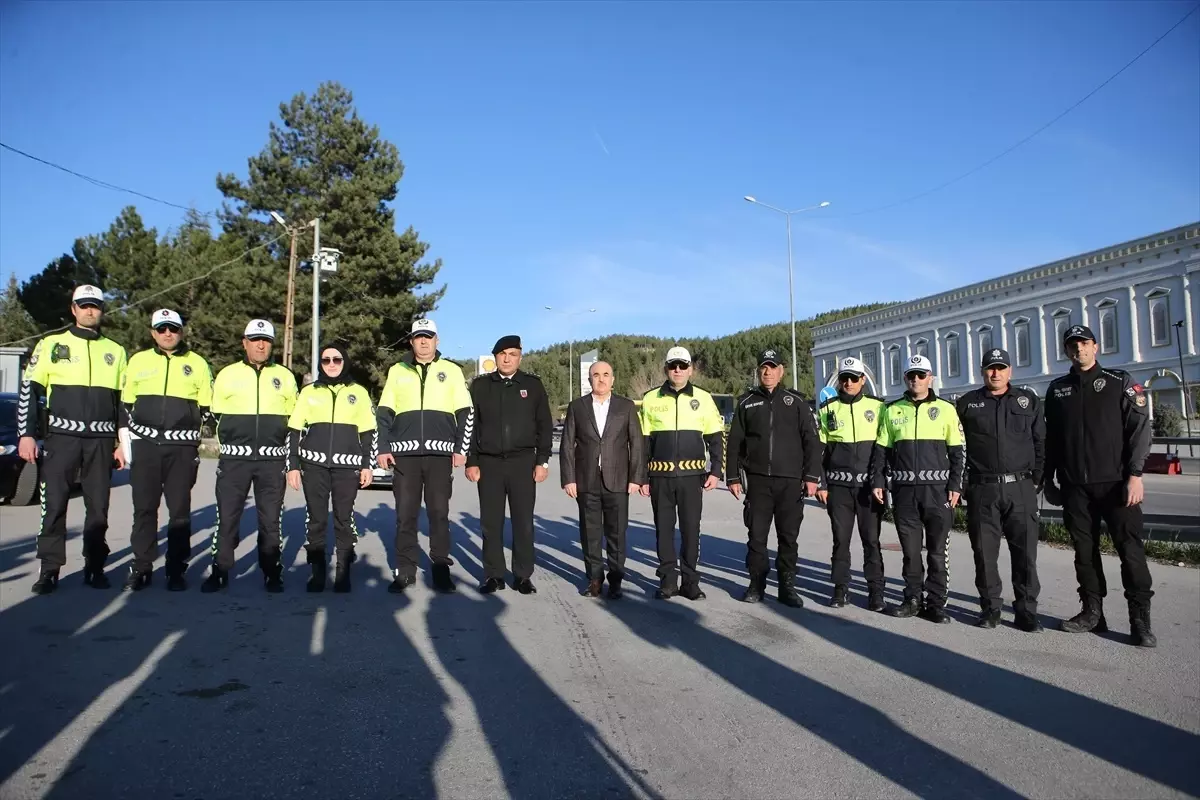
{"left": 302, "top": 465, "right": 360, "bottom": 556}
{"left": 827, "top": 483, "right": 885, "bottom": 591}
{"left": 37, "top": 434, "right": 114, "bottom": 570}
{"left": 130, "top": 439, "right": 200, "bottom": 576}
{"left": 892, "top": 484, "right": 953, "bottom": 606}
{"left": 745, "top": 474, "right": 805, "bottom": 580}
{"left": 477, "top": 453, "right": 537, "bottom": 581}
{"left": 392, "top": 455, "right": 453, "bottom": 579}
{"left": 578, "top": 489, "right": 628, "bottom": 581}
{"left": 212, "top": 458, "right": 285, "bottom": 573}
{"left": 650, "top": 474, "right": 706, "bottom": 586}
{"left": 965, "top": 478, "right": 1040, "bottom": 616}
{"left": 1061, "top": 481, "right": 1154, "bottom": 611}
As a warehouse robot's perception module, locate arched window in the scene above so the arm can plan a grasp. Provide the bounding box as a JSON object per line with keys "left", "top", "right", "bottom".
{"left": 1097, "top": 298, "right": 1118, "bottom": 354}
{"left": 1147, "top": 289, "right": 1171, "bottom": 347}
{"left": 1012, "top": 317, "right": 1031, "bottom": 367}
{"left": 945, "top": 333, "right": 961, "bottom": 378}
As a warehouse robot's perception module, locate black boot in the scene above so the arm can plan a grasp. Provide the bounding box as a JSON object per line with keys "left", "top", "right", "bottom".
{"left": 1061, "top": 595, "right": 1107, "bottom": 633}
{"left": 431, "top": 563, "right": 456, "bottom": 593}
{"left": 123, "top": 566, "right": 151, "bottom": 592}
{"left": 389, "top": 570, "right": 415, "bottom": 594}
{"left": 777, "top": 571, "right": 803, "bottom": 608}
{"left": 975, "top": 609, "right": 1001, "bottom": 629}
{"left": 889, "top": 597, "right": 921, "bottom": 618}
{"left": 83, "top": 559, "right": 110, "bottom": 590}
{"left": 165, "top": 562, "right": 187, "bottom": 592}
{"left": 306, "top": 549, "right": 327, "bottom": 593}
{"left": 1130, "top": 606, "right": 1157, "bottom": 648}
{"left": 919, "top": 603, "right": 951, "bottom": 624}
{"left": 264, "top": 564, "right": 284, "bottom": 593}
{"left": 829, "top": 584, "right": 848, "bottom": 608}
{"left": 679, "top": 581, "right": 706, "bottom": 601}
{"left": 1015, "top": 613, "right": 1044, "bottom": 633}
{"left": 200, "top": 567, "right": 228, "bottom": 593}
{"left": 333, "top": 550, "right": 354, "bottom": 594}
{"left": 741, "top": 575, "right": 765, "bottom": 603}
{"left": 31, "top": 569, "right": 59, "bottom": 595}
{"left": 867, "top": 589, "right": 887, "bottom": 613}
{"left": 655, "top": 575, "right": 678, "bottom": 600}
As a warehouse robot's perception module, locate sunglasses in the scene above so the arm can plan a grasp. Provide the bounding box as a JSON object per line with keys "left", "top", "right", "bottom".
{"left": 666, "top": 362, "right": 690, "bottom": 371}
{"left": 905, "top": 372, "right": 931, "bottom": 381}
{"left": 321, "top": 356, "right": 344, "bottom": 365}
{"left": 153, "top": 324, "right": 181, "bottom": 334}
{"left": 838, "top": 373, "right": 863, "bottom": 383}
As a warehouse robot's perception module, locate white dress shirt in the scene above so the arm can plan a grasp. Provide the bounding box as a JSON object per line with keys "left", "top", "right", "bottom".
{"left": 592, "top": 395, "right": 611, "bottom": 467}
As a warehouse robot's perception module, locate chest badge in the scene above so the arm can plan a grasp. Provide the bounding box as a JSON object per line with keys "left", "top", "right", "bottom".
{"left": 864, "top": 409, "right": 875, "bottom": 422}
{"left": 1093, "top": 378, "right": 1106, "bottom": 392}
{"left": 104, "top": 352, "right": 115, "bottom": 366}
{"left": 520, "top": 389, "right": 528, "bottom": 398}
{"left": 782, "top": 394, "right": 794, "bottom": 406}
{"left": 1016, "top": 395, "right": 1030, "bottom": 409}
{"left": 347, "top": 394, "right": 357, "bottom": 404}
{"left": 182, "top": 364, "right": 193, "bottom": 376}
{"left": 437, "top": 371, "right": 446, "bottom": 382}
{"left": 690, "top": 399, "right": 700, "bottom": 410}
{"left": 272, "top": 377, "right": 282, "bottom": 390}
{"left": 928, "top": 406, "right": 940, "bottom": 420}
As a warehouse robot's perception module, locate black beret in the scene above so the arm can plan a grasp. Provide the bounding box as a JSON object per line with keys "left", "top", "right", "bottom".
{"left": 492, "top": 335, "right": 522, "bottom": 354}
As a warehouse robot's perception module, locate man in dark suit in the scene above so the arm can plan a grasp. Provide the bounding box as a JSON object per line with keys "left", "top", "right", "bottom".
{"left": 560, "top": 361, "right": 646, "bottom": 599}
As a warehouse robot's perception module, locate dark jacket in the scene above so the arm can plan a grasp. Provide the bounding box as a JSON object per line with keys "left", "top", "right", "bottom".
{"left": 955, "top": 384, "right": 1045, "bottom": 486}
{"left": 467, "top": 369, "right": 553, "bottom": 465}
{"left": 726, "top": 385, "right": 823, "bottom": 484}
{"left": 1043, "top": 363, "right": 1151, "bottom": 486}
{"left": 560, "top": 393, "right": 646, "bottom": 493}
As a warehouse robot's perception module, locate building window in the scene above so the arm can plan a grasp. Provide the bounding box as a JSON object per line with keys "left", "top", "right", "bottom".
{"left": 1052, "top": 309, "right": 1072, "bottom": 362}
{"left": 861, "top": 348, "right": 878, "bottom": 380}
{"left": 823, "top": 357, "right": 835, "bottom": 383}
{"left": 913, "top": 338, "right": 929, "bottom": 357}
{"left": 977, "top": 326, "right": 994, "bottom": 360}
{"left": 1148, "top": 290, "right": 1170, "bottom": 347}
{"left": 1097, "top": 299, "right": 1118, "bottom": 354}
{"left": 1013, "top": 318, "right": 1031, "bottom": 367}
{"left": 945, "top": 334, "right": 961, "bottom": 378}
{"left": 888, "top": 346, "right": 901, "bottom": 387}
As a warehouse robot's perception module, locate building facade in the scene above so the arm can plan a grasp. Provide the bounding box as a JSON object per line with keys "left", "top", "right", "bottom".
{"left": 0, "top": 346, "right": 30, "bottom": 394}
{"left": 811, "top": 223, "right": 1200, "bottom": 419}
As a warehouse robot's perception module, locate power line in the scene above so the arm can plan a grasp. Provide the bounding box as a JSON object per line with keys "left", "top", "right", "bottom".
{"left": 0, "top": 141, "right": 216, "bottom": 216}
{"left": 836, "top": 2, "right": 1200, "bottom": 218}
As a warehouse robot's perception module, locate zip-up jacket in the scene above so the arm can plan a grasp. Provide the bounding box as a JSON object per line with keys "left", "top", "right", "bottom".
{"left": 18, "top": 326, "right": 127, "bottom": 439}
{"left": 818, "top": 390, "right": 885, "bottom": 487}
{"left": 466, "top": 369, "right": 553, "bottom": 466}
{"left": 287, "top": 381, "right": 376, "bottom": 470}
{"left": 1043, "top": 363, "right": 1150, "bottom": 487}
{"left": 120, "top": 345, "right": 213, "bottom": 445}
{"left": 638, "top": 381, "right": 725, "bottom": 479}
{"left": 955, "top": 385, "right": 1045, "bottom": 486}
{"left": 210, "top": 359, "right": 298, "bottom": 461}
{"left": 726, "top": 385, "right": 822, "bottom": 484}
{"left": 871, "top": 390, "right": 965, "bottom": 492}
{"left": 376, "top": 352, "right": 473, "bottom": 459}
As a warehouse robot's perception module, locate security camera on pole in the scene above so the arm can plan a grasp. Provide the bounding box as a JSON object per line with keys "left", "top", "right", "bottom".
{"left": 269, "top": 211, "right": 341, "bottom": 376}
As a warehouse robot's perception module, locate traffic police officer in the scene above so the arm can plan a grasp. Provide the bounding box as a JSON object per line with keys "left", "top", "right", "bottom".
{"left": 202, "top": 319, "right": 297, "bottom": 593}
{"left": 466, "top": 334, "right": 553, "bottom": 594}
{"left": 19, "top": 285, "right": 127, "bottom": 594}
{"left": 726, "top": 348, "right": 822, "bottom": 608}
{"left": 120, "top": 309, "right": 214, "bottom": 591}
{"left": 286, "top": 343, "right": 376, "bottom": 593}
{"left": 1044, "top": 324, "right": 1156, "bottom": 647}
{"left": 639, "top": 346, "right": 725, "bottom": 600}
{"left": 815, "top": 355, "right": 887, "bottom": 611}
{"left": 955, "top": 348, "right": 1045, "bottom": 632}
{"left": 871, "top": 354, "right": 965, "bottom": 623}
{"left": 376, "top": 318, "right": 474, "bottom": 594}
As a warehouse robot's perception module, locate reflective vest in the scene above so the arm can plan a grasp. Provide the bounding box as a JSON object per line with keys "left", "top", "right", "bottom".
{"left": 18, "top": 326, "right": 127, "bottom": 439}
{"left": 287, "top": 381, "right": 376, "bottom": 469}
{"left": 211, "top": 360, "right": 297, "bottom": 460}
{"left": 819, "top": 392, "right": 885, "bottom": 486}
{"left": 377, "top": 354, "right": 473, "bottom": 458}
{"left": 121, "top": 347, "right": 213, "bottom": 445}
{"left": 873, "top": 391, "right": 964, "bottom": 490}
{"left": 638, "top": 382, "right": 725, "bottom": 478}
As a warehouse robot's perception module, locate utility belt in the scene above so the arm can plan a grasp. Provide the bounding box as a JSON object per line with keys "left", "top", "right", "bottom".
{"left": 967, "top": 470, "right": 1032, "bottom": 486}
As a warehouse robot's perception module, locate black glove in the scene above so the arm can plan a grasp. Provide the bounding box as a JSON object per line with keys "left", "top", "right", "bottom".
{"left": 1042, "top": 482, "right": 1062, "bottom": 507}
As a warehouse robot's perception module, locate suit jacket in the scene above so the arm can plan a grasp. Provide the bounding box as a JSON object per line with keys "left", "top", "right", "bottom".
{"left": 560, "top": 393, "right": 646, "bottom": 493}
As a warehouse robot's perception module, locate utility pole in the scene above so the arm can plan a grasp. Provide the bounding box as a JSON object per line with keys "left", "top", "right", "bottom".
{"left": 311, "top": 217, "right": 321, "bottom": 378}
{"left": 1175, "top": 320, "right": 1194, "bottom": 456}
{"left": 282, "top": 229, "right": 298, "bottom": 369}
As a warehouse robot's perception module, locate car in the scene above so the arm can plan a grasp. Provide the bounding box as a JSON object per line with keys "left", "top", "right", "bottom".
{"left": 0, "top": 392, "right": 42, "bottom": 506}
{"left": 552, "top": 422, "right": 564, "bottom": 453}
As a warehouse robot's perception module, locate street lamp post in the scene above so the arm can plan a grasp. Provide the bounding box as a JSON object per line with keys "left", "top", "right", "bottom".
{"left": 743, "top": 196, "right": 830, "bottom": 390}
{"left": 1174, "top": 320, "right": 1194, "bottom": 456}
{"left": 544, "top": 306, "right": 596, "bottom": 404}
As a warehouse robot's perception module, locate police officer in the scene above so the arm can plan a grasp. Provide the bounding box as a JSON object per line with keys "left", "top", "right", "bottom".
{"left": 286, "top": 343, "right": 376, "bottom": 593}
{"left": 466, "top": 335, "right": 553, "bottom": 594}
{"left": 956, "top": 348, "right": 1045, "bottom": 632}
{"left": 202, "top": 319, "right": 298, "bottom": 593}
{"left": 639, "top": 346, "right": 725, "bottom": 600}
{"left": 726, "top": 349, "right": 822, "bottom": 608}
{"left": 376, "top": 318, "right": 474, "bottom": 594}
{"left": 1043, "top": 324, "right": 1156, "bottom": 647}
{"left": 815, "top": 356, "right": 887, "bottom": 611}
{"left": 19, "top": 285, "right": 127, "bottom": 593}
{"left": 120, "top": 309, "right": 214, "bottom": 592}
{"left": 871, "top": 354, "right": 965, "bottom": 623}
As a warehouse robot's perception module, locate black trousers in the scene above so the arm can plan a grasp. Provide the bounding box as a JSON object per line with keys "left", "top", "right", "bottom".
{"left": 1062, "top": 481, "right": 1154, "bottom": 611}
{"left": 212, "top": 458, "right": 285, "bottom": 573}
{"left": 578, "top": 489, "right": 628, "bottom": 581}
{"left": 745, "top": 474, "right": 805, "bottom": 580}
{"left": 827, "top": 483, "right": 885, "bottom": 591}
{"left": 650, "top": 475, "right": 706, "bottom": 586}
{"left": 477, "top": 453, "right": 537, "bottom": 581}
{"left": 892, "top": 484, "right": 953, "bottom": 606}
{"left": 302, "top": 465, "right": 360, "bottom": 556}
{"left": 966, "top": 478, "right": 1040, "bottom": 616}
{"left": 392, "top": 455, "right": 453, "bottom": 579}
{"left": 37, "top": 434, "right": 114, "bottom": 570}
{"left": 130, "top": 440, "right": 200, "bottom": 576}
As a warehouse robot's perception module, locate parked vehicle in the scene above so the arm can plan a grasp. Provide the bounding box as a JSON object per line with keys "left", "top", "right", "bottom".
{"left": 0, "top": 392, "right": 41, "bottom": 506}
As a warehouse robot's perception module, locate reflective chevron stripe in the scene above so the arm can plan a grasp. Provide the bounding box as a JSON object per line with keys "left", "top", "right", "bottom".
{"left": 891, "top": 469, "right": 950, "bottom": 483}
{"left": 331, "top": 453, "right": 362, "bottom": 467}
{"left": 391, "top": 440, "right": 420, "bottom": 453}
{"left": 299, "top": 448, "right": 328, "bottom": 464}
{"left": 220, "top": 444, "right": 253, "bottom": 456}
{"left": 826, "top": 470, "right": 868, "bottom": 484}
{"left": 259, "top": 446, "right": 287, "bottom": 458}
{"left": 163, "top": 429, "right": 200, "bottom": 442}
{"left": 459, "top": 407, "right": 475, "bottom": 453}
{"left": 424, "top": 439, "right": 454, "bottom": 453}
{"left": 648, "top": 459, "right": 708, "bottom": 473}
{"left": 130, "top": 422, "right": 158, "bottom": 439}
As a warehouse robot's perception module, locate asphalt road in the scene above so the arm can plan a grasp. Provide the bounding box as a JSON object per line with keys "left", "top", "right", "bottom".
{"left": 1138, "top": 473, "right": 1200, "bottom": 518}
{"left": 0, "top": 460, "right": 1197, "bottom": 800}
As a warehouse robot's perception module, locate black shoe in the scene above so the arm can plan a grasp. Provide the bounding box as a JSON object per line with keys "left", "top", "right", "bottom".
{"left": 123, "top": 567, "right": 151, "bottom": 592}
{"left": 741, "top": 583, "right": 763, "bottom": 603}
{"left": 777, "top": 571, "right": 802, "bottom": 608}
{"left": 867, "top": 591, "right": 887, "bottom": 613}
{"left": 200, "top": 568, "right": 228, "bottom": 593}
{"left": 655, "top": 576, "right": 678, "bottom": 600}
{"left": 975, "top": 609, "right": 1001, "bottom": 629}
{"left": 307, "top": 555, "right": 327, "bottom": 593}
{"left": 1015, "top": 613, "right": 1043, "bottom": 633}
{"left": 829, "top": 584, "right": 848, "bottom": 608}
{"left": 606, "top": 578, "right": 623, "bottom": 600}
{"left": 515, "top": 578, "right": 537, "bottom": 595}
{"left": 479, "top": 577, "right": 506, "bottom": 594}
{"left": 1061, "top": 596, "right": 1106, "bottom": 633}
{"left": 1130, "top": 608, "right": 1157, "bottom": 648}
{"left": 919, "top": 604, "right": 951, "bottom": 625}
{"left": 388, "top": 571, "right": 416, "bottom": 594}
{"left": 583, "top": 578, "right": 603, "bottom": 597}
{"left": 889, "top": 597, "right": 921, "bottom": 618}
{"left": 83, "top": 565, "right": 111, "bottom": 590}
{"left": 264, "top": 567, "right": 284, "bottom": 594}
{"left": 679, "top": 582, "right": 706, "bottom": 601}
{"left": 432, "top": 563, "right": 457, "bottom": 593}
{"left": 31, "top": 570, "right": 59, "bottom": 595}
{"left": 166, "top": 573, "right": 188, "bottom": 592}
{"left": 332, "top": 551, "right": 353, "bottom": 594}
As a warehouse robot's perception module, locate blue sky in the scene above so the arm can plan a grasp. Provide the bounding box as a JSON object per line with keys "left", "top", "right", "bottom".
{"left": 1, "top": 0, "right": 1197, "bottom": 359}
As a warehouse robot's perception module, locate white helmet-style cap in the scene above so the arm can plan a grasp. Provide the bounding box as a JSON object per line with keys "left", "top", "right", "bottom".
{"left": 151, "top": 309, "right": 183, "bottom": 328}
{"left": 244, "top": 319, "right": 275, "bottom": 340}
{"left": 664, "top": 346, "right": 692, "bottom": 365}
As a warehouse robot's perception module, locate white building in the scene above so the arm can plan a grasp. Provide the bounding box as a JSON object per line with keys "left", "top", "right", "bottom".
{"left": 0, "top": 346, "right": 30, "bottom": 394}
{"left": 811, "top": 223, "right": 1200, "bottom": 418}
